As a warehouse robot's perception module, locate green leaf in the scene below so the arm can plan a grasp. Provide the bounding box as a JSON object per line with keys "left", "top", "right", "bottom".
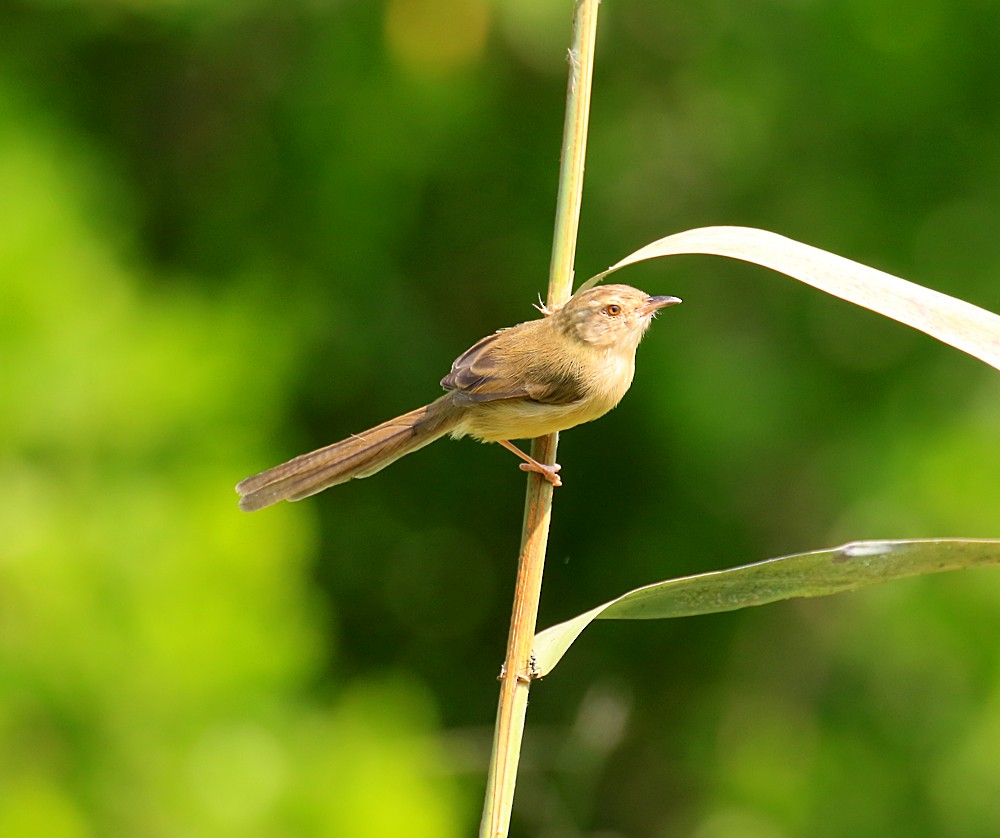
{"left": 577, "top": 226, "right": 1000, "bottom": 372}
{"left": 532, "top": 539, "right": 1000, "bottom": 677}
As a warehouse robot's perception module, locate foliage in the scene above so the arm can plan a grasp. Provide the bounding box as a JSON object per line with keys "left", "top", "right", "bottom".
{"left": 3, "top": 0, "right": 1000, "bottom": 835}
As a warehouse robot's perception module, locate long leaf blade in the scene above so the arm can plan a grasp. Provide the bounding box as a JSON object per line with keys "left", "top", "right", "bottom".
{"left": 581, "top": 226, "right": 1000, "bottom": 371}
{"left": 532, "top": 539, "right": 1000, "bottom": 677}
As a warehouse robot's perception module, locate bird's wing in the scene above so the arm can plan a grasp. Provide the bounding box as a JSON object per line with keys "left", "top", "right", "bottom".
{"left": 441, "top": 330, "right": 585, "bottom": 405}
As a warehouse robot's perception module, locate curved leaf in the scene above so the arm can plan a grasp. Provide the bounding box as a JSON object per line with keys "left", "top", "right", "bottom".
{"left": 532, "top": 539, "right": 1000, "bottom": 677}
{"left": 579, "top": 226, "right": 1000, "bottom": 371}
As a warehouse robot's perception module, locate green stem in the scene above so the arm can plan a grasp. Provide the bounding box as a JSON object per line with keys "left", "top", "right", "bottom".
{"left": 479, "top": 2, "right": 601, "bottom": 835}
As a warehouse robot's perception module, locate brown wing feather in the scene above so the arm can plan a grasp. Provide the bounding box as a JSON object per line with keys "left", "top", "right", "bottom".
{"left": 439, "top": 332, "right": 522, "bottom": 401}
{"left": 522, "top": 373, "right": 586, "bottom": 405}
{"left": 441, "top": 326, "right": 586, "bottom": 406}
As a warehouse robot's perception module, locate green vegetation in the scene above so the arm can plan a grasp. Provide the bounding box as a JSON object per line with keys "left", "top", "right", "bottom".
{"left": 3, "top": 1, "right": 1000, "bottom": 835}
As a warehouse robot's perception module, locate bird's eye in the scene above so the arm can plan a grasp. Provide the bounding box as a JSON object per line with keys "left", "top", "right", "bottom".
{"left": 604, "top": 304, "right": 622, "bottom": 316}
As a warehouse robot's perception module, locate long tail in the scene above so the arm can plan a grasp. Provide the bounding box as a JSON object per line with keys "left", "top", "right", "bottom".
{"left": 236, "top": 396, "right": 461, "bottom": 512}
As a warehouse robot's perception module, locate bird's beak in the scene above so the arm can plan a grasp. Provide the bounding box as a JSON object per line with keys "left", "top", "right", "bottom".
{"left": 640, "top": 295, "right": 682, "bottom": 316}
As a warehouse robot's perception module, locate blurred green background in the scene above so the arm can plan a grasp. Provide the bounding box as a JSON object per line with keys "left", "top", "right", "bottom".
{"left": 3, "top": 0, "right": 1000, "bottom": 835}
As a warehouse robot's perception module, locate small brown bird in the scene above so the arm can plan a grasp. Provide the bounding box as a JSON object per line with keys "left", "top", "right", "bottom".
{"left": 236, "top": 284, "right": 680, "bottom": 511}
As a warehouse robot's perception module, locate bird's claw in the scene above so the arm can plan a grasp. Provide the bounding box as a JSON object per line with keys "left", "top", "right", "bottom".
{"left": 519, "top": 461, "right": 562, "bottom": 487}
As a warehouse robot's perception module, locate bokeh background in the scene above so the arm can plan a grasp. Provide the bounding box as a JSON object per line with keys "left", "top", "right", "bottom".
{"left": 4, "top": 0, "right": 1000, "bottom": 835}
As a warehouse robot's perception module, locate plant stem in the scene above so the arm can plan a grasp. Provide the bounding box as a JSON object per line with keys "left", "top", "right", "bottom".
{"left": 547, "top": 1, "right": 601, "bottom": 306}
{"left": 479, "top": 2, "right": 601, "bottom": 835}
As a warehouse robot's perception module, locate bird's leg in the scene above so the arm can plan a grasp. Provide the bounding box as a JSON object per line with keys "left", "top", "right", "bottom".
{"left": 496, "top": 439, "right": 563, "bottom": 487}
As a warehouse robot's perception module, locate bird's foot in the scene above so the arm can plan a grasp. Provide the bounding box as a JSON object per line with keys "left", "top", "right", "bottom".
{"left": 497, "top": 439, "right": 563, "bottom": 487}
{"left": 518, "top": 460, "right": 562, "bottom": 487}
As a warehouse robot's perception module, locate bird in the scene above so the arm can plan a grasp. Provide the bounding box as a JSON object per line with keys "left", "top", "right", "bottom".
{"left": 236, "top": 284, "right": 680, "bottom": 511}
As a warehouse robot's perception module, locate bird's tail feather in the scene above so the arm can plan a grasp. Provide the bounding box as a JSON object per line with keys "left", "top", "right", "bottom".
{"left": 236, "top": 397, "right": 460, "bottom": 511}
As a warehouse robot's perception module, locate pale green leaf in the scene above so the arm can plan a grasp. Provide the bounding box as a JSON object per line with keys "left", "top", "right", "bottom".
{"left": 578, "top": 226, "right": 1000, "bottom": 371}
{"left": 532, "top": 539, "right": 1000, "bottom": 677}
